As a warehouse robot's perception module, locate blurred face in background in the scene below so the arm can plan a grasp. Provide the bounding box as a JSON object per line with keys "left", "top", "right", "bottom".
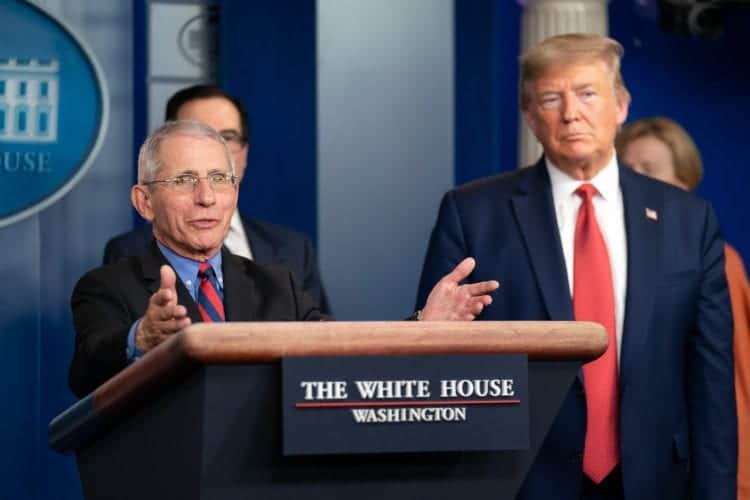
{"left": 621, "top": 135, "right": 688, "bottom": 190}
{"left": 176, "top": 97, "right": 249, "bottom": 182}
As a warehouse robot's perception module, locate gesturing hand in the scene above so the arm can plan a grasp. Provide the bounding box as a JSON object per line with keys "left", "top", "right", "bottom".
{"left": 135, "top": 265, "right": 192, "bottom": 351}
{"left": 421, "top": 257, "right": 499, "bottom": 321}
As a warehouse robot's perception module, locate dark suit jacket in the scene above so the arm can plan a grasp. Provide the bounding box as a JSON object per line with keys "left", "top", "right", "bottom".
{"left": 70, "top": 242, "right": 325, "bottom": 398}
{"left": 416, "top": 159, "right": 736, "bottom": 500}
{"left": 102, "top": 215, "right": 331, "bottom": 315}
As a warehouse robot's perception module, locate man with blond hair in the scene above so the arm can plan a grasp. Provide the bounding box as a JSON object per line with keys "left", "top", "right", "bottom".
{"left": 417, "top": 34, "right": 736, "bottom": 499}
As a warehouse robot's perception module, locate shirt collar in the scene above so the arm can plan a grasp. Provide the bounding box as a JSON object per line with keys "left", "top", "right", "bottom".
{"left": 156, "top": 241, "right": 224, "bottom": 293}
{"left": 545, "top": 153, "right": 620, "bottom": 201}
{"left": 229, "top": 210, "right": 243, "bottom": 235}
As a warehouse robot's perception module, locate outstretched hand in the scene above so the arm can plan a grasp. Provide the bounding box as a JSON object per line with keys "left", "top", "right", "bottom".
{"left": 135, "top": 265, "right": 192, "bottom": 351}
{"left": 421, "top": 257, "right": 499, "bottom": 321}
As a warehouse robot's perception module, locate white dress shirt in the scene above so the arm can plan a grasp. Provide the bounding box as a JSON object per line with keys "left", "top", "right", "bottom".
{"left": 546, "top": 155, "right": 627, "bottom": 367}
{"left": 223, "top": 210, "right": 254, "bottom": 261}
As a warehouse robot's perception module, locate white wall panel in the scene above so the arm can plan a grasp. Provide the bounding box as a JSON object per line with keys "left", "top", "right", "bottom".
{"left": 317, "top": 0, "right": 454, "bottom": 319}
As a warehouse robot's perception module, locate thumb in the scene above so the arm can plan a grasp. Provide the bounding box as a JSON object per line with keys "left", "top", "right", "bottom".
{"left": 443, "top": 257, "right": 476, "bottom": 284}
{"left": 159, "top": 264, "right": 177, "bottom": 292}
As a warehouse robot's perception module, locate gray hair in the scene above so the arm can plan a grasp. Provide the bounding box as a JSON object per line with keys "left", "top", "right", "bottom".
{"left": 137, "top": 119, "right": 235, "bottom": 183}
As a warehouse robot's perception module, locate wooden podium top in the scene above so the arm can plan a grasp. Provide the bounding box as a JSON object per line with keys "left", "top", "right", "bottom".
{"left": 50, "top": 321, "right": 606, "bottom": 453}
{"left": 173, "top": 320, "right": 607, "bottom": 362}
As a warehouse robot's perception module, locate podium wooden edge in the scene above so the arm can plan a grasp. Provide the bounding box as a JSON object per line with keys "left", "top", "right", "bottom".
{"left": 49, "top": 321, "right": 606, "bottom": 453}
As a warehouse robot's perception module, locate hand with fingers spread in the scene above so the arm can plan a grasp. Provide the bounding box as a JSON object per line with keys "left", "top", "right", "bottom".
{"left": 135, "top": 265, "right": 192, "bottom": 351}
{"left": 421, "top": 257, "right": 499, "bottom": 321}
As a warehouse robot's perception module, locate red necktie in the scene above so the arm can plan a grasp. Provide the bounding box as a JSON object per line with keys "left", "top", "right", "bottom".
{"left": 573, "top": 183, "right": 619, "bottom": 483}
{"left": 197, "top": 262, "right": 225, "bottom": 322}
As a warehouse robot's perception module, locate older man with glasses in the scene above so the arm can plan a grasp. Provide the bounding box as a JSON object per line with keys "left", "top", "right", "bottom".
{"left": 103, "top": 85, "right": 332, "bottom": 314}
{"left": 68, "top": 120, "right": 499, "bottom": 398}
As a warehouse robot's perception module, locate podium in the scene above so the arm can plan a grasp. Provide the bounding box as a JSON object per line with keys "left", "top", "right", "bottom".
{"left": 49, "top": 321, "right": 606, "bottom": 500}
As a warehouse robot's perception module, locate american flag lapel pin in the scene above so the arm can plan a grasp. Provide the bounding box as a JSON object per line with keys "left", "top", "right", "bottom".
{"left": 645, "top": 207, "right": 658, "bottom": 221}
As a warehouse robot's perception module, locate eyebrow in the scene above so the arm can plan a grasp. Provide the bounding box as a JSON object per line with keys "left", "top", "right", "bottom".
{"left": 573, "top": 83, "right": 596, "bottom": 92}
{"left": 174, "top": 169, "right": 199, "bottom": 176}
{"left": 537, "top": 82, "right": 596, "bottom": 94}
{"left": 172, "top": 168, "right": 230, "bottom": 176}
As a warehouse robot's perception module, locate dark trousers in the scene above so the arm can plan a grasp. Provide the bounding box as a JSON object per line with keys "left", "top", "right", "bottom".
{"left": 581, "top": 466, "right": 624, "bottom": 500}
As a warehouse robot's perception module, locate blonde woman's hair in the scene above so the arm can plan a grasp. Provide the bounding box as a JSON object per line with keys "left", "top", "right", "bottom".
{"left": 616, "top": 116, "right": 703, "bottom": 191}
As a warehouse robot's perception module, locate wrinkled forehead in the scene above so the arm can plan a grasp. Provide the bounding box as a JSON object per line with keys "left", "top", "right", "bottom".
{"left": 539, "top": 59, "right": 612, "bottom": 86}
{"left": 157, "top": 133, "right": 230, "bottom": 175}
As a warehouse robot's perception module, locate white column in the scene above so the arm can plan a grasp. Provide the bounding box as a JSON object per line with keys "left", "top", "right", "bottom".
{"left": 518, "top": 0, "right": 609, "bottom": 167}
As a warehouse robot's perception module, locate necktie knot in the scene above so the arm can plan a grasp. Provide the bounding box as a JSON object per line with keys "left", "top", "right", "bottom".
{"left": 575, "top": 183, "right": 597, "bottom": 202}
{"left": 198, "top": 262, "right": 213, "bottom": 280}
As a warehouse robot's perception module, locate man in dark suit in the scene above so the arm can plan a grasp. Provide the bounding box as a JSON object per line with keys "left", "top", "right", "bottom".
{"left": 416, "top": 34, "right": 736, "bottom": 500}
{"left": 71, "top": 120, "right": 497, "bottom": 398}
{"left": 102, "top": 85, "right": 332, "bottom": 314}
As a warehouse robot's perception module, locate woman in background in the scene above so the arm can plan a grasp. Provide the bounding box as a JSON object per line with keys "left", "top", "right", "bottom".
{"left": 618, "top": 116, "right": 750, "bottom": 499}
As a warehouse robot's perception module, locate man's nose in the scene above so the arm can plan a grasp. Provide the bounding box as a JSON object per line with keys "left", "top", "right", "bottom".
{"left": 194, "top": 177, "right": 216, "bottom": 205}
{"left": 561, "top": 94, "right": 580, "bottom": 123}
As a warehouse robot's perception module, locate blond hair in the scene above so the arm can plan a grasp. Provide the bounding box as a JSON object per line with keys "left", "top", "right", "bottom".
{"left": 616, "top": 116, "right": 703, "bottom": 191}
{"left": 519, "top": 33, "right": 631, "bottom": 109}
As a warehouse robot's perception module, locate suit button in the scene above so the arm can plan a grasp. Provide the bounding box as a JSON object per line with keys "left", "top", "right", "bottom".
{"left": 570, "top": 453, "right": 583, "bottom": 463}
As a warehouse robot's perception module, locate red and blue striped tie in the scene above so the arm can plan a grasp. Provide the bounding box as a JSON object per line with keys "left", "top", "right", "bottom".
{"left": 197, "top": 262, "right": 225, "bottom": 322}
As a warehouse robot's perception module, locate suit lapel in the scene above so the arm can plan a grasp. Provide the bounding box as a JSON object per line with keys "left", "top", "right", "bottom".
{"left": 619, "top": 167, "right": 662, "bottom": 390}
{"left": 221, "top": 248, "right": 259, "bottom": 321}
{"left": 140, "top": 241, "right": 202, "bottom": 323}
{"left": 511, "top": 160, "right": 574, "bottom": 321}
{"left": 242, "top": 216, "right": 278, "bottom": 265}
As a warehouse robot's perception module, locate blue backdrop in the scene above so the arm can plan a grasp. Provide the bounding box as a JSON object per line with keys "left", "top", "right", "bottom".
{"left": 219, "top": 0, "right": 318, "bottom": 245}
{"left": 612, "top": 3, "right": 750, "bottom": 259}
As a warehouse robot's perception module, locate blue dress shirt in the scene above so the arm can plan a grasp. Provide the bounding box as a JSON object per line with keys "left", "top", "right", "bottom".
{"left": 126, "top": 242, "right": 225, "bottom": 361}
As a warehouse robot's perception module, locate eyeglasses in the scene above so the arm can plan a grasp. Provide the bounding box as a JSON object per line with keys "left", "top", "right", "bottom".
{"left": 219, "top": 131, "right": 247, "bottom": 152}
{"left": 142, "top": 172, "right": 237, "bottom": 193}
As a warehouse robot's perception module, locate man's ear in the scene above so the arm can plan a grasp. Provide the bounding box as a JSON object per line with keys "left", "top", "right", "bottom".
{"left": 615, "top": 91, "right": 630, "bottom": 128}
{"left": 522, "top": 107, "right": 539, "bottom": 138}
{"left": 131, "top": 185, "right": 154, "bottom": 222}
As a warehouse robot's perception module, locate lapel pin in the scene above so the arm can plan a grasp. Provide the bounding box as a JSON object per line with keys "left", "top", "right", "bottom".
{"left": 645, "top": 207, "right": 658, "bottom": 221}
